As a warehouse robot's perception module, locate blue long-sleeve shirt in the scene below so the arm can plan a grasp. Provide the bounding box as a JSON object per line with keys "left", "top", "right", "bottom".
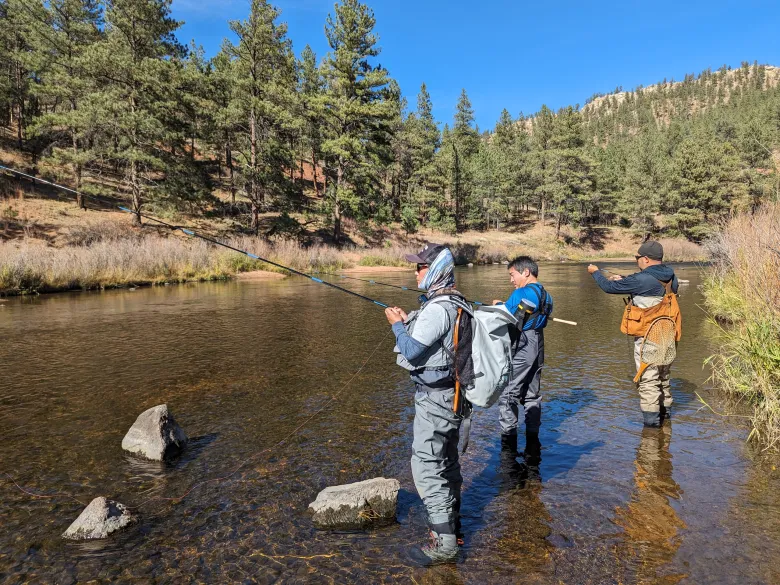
{"left": 503, "top": 283, "right": 553, "bottom": 330}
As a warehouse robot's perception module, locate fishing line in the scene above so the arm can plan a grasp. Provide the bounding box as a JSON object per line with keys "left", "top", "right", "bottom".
{"left": 327, "top": 273, "right": 486, "bottom": 305}
{"left": 0, "top": 164, "right": 390, "bottom": 308}
{"left": 0, "top": 164, "right": 80, "bottom": 194}
{"left": 321, "top": 274, "right": 580, "bottom": 325}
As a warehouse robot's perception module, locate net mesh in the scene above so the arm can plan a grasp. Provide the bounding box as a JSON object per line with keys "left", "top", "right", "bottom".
{"left": 640, "top": 317, "right": 677, "bottom": 366}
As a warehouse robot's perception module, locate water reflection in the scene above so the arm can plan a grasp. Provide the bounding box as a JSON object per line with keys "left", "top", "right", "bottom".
{"left": 613, "top": 426, "right": 687, "bottom": 584}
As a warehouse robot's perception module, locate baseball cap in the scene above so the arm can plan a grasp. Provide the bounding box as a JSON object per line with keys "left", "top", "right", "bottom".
{"left": 404, "top": 242, "right": 446, "bottom": 264}
{"left": 637, "top": 240, "right": 664, "bottom": 261}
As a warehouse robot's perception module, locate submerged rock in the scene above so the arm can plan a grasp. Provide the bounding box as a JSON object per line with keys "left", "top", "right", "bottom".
{"left": 62, "top": 497, "right": 137, "bottom": 540}
{"left": 121, "top": 404, "right": 188, "bottom": 461}
{"left": 308, "top": 477, "right": 400, "bottom": 529}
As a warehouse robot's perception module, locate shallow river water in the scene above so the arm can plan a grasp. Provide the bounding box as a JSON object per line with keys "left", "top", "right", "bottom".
{"left": 2, "top": 264, "right": 780, "bottom": 584}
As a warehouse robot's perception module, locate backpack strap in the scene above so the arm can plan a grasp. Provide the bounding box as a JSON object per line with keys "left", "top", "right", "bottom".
{"left": 515, "top": 283, "right": 552, "bottom": 329}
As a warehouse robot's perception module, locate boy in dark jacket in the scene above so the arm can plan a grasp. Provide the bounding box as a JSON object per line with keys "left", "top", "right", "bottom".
{"left": 587, "top": 241, "right": 679, "bottom": 427}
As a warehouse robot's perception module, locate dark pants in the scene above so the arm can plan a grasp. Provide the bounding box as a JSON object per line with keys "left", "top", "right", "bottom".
{"left": 498, "top": 329, "right": 544, "bottom": 435}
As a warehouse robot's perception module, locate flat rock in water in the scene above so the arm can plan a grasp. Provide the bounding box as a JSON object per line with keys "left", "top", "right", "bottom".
{"left": 121, "top": 404, "right": 188, "bottom": 461}
{"left": 308, "top": 477, "right": 400, "bottom": 529}
{"left": 62, "top": 497, "right": 137, "bottom": 540}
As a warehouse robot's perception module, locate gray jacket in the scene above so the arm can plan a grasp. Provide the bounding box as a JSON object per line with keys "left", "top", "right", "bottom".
{"left": 391, "top": 296, "right": 459, "bottom": 387}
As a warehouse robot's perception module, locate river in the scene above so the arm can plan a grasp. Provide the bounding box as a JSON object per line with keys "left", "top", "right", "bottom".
{"left": 1, "top": 264, "right": 779, "bottom": 584}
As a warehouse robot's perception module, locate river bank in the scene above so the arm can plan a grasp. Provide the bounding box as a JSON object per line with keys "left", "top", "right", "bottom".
{"left": 0, "top": 232, "right": 703, "bottom": 296}
{"left": 1, "top": 192, "right": 706, "bottom": 296}
{"left": 702, "top": 203, "right": 780, "bottom": 449}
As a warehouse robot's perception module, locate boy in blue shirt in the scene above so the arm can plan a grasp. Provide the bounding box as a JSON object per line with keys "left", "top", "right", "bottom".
{"left": 493, "top": 256, "right": 553, "bottom": 456}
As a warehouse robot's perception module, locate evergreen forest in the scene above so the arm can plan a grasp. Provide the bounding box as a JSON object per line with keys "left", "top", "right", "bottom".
{"left": 2, "top": 0, "right": 779, "bottom": 243}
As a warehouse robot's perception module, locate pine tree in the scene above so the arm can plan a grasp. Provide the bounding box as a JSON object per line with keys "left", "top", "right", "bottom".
{"left": 320, "top": 0, "right": 395, "bottom": 242}
{"left": 223, "top": 0, "right": 297, "bottom": 232}
{"left": 547, "top": 106, "right": 593, "bottom": 236}
{"left": 1, "top": 0, "right": 35, "bottom": 151}
{"left": 531, "top": 104, "right": 555, "bottom": 224}
{"left": 450, "top": 88, "right": 478, "bottom": 230}
{"left": 385, "top": 79, "right": 412, "bottom": 220}
{"left": 405, "top": 82, "right": 441, "bottom": 226}
{"left": 298, "top": 44, "right": 324, "bottom": 197}
{"left": 80, "top": 0, "right": 185, "bottom": 224}
{"left": 21, "top": 0, "right": 103, "bottom": 207}
{"left": 667, "top": 130, "right": 746, "bottom": 240}
{"left": 619, "top": 130, "right": 666, "bottom": 235}
{"left": 209, "top": 48, "right": 241, "bottom": 207}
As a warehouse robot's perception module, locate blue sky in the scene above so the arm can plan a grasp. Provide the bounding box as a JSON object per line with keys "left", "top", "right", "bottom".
{"left": 171, "top": 0, "right": 779, "bottom": 130}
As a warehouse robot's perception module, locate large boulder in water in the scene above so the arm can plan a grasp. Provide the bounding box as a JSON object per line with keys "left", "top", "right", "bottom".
{"left": 121, "top": 404, "right": 188, "bottom": 461}
{"left": 308, "top": 477, "right": 400, "bottom": 529}
{"left": 62, "top": 497, "right": 137, "bottom": 540}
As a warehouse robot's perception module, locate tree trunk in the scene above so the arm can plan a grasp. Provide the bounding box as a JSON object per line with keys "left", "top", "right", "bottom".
{"left": 130, "top": 159, "right": 141, "bottom": 226}
{"left": 251, "top": 199, "right": 259, "bottom": 234}
{"left": 452, "top": 145, "right": 460, "bottom": 231}
{"left": 72, "top": 127, "right": 85, "bottom": 210}
{"left": 250, "top": 107, "right": 258, "bottom": 207}
{"left": 334, "top": 161, "right": 343, "bottom": 243}
{"left": 225, "top": 134, "right": 235, "bottom": 207}
{"left": 312, "top": 149, "right": 321, "bottom": 197}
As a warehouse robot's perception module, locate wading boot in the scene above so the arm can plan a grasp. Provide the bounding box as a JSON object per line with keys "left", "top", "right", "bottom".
{"left": 500, "top": 430, "right": 518, "bottom": 455}
{"left": 523, "top": 432, "right": 542, "bottom": 480}
{"left": 420, "top": 530, "right": 459, "bottom": 564}
{"left": 642, "top": 410, "right": 661, "bottom": 428}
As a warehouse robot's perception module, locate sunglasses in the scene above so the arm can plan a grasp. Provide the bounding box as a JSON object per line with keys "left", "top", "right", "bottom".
{"left": 635, "top": 255, "right": 645, "bottom": 261}
{"left": 416, "top": 264, "right": 429, "bottom": 272}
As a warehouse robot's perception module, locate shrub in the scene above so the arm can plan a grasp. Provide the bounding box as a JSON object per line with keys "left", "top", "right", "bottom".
{"left": 703, "top": 203, "right": 780, "bottom": 449}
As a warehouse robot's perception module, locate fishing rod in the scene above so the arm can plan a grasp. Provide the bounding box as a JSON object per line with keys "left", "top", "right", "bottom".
{"left": 116, "top": 207, "right": 390, "bottom": 308}
{"left": 332, "top": 273, "right": 488, "bottom": 305}
{"left": 0, "top": 164, "right": 391, "bottom": 308}
{"left": 0, "top": 164, "right": 80, "bottom": 194}
{"left": 0, "top": 163, "right": 578, "bottom": 316}
{"left": 322, "top": 273, "right": 577, "bottom": 325}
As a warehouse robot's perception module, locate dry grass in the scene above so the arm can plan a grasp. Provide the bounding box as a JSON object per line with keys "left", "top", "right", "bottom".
{"left": 0, "top": 237, "right": 232, "bottom": 293}
{"left": 703, "top": 203, "right": 780, "bottom": 449}
{"left": 0, "top": 225, "right": 415, "bottom": 293}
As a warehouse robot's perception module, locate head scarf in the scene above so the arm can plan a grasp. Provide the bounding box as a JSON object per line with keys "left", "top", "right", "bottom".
{"left": 419, "top": 247, "right": 455, "bottom": 294}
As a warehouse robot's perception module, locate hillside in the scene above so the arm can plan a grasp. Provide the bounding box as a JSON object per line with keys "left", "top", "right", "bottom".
{"left": 580, "top": 63, "right": 780, "bottom": 142}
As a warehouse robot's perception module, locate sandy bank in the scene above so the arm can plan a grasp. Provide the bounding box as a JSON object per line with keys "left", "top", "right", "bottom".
{"left": 340, "top": 265, "right": 413, "bottom": 274}
{"left": 235, "top": 270, "right": 288, "bottom": 280}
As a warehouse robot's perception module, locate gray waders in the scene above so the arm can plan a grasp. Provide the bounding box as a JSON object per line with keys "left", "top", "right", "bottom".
{"left": 498, "top": 329, "right": 544, "bottom": 438}
{"left": 411, "top": 384, "right": 465, "bottom": 538}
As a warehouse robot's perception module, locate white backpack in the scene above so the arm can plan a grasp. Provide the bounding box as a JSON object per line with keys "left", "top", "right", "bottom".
{"left": 427, "top": 296, "right": 517, "bottom": 408}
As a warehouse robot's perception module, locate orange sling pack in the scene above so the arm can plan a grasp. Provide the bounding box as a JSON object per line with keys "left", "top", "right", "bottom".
{"left": 620, "top": 279, "right": 682, "bottom": 341}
